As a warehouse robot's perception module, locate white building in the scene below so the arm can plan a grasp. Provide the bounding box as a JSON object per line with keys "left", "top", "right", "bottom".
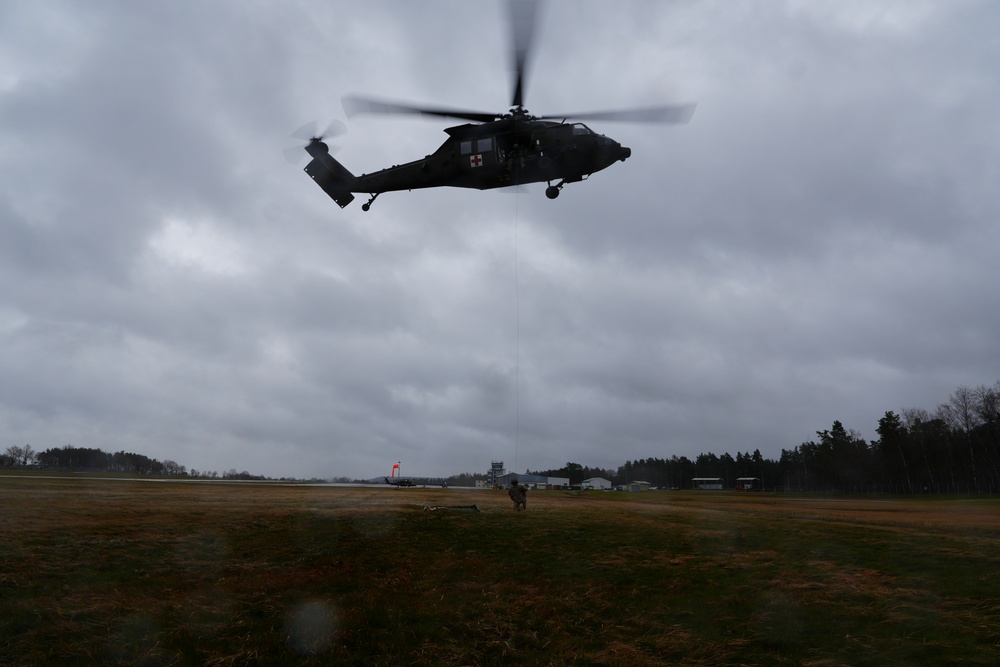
{"left": 581, "top": 477, "right": 612, "bottom": 490}
{"left": 547, "top": 477, "right": 570, "bottom": 489}
{"left": 497, "top": 473, "right": 570, "bottom": 490}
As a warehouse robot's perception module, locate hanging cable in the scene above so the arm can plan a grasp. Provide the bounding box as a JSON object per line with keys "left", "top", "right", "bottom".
{"left": 513, "top": 184, "right": 521, "bottom": 476}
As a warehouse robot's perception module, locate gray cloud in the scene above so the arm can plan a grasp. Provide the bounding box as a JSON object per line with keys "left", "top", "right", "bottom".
{"left": 1, "top": 1, "right": 998, "bottom": 478}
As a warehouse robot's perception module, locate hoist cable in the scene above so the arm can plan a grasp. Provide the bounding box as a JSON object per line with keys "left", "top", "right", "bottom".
{"left": 513, "top": 185, "right": 521, "bottom": 476}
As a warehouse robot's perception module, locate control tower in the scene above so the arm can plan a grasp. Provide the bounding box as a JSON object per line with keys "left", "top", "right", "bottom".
{"left": 487, "top": 461, "right": 505, "bottom": 487}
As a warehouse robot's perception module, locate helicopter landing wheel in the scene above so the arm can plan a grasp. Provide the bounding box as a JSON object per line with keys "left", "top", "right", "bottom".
{"left": 362, "top": 192, "right": 381, "bottom": 212}
{"left": 545, "top": 180, "right": 565, "bottom": 200}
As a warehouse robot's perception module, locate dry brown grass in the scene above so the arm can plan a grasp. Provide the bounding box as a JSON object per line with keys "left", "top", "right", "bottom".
{"left": 2, "top": 476, "right": 999, "bottom": 665}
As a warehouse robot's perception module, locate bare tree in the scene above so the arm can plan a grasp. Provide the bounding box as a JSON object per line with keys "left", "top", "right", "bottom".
{"left": 973, "top": 383, "right": 1000, "bottom": 490}
{"left": 3, "top": 446, "right": 21, "bottom": 467}
{"left": 939, "top": 386, "right": 979, "bottom": 432}
{"left": 4, "top": 445, "right": 37, "bottom": 467}
{"left": 974, "top": 383, "right": 1000, "bottom": 423}
{"left": 162, "top": 460, "right": 186, "bottom": 476}
{"left": 938, "top": 386, "right": 983, "bottom": 493}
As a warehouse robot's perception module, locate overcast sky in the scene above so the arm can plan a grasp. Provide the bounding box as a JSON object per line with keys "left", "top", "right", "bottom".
{"left": 2, "top": 1, "right": 998, "bottom": 479}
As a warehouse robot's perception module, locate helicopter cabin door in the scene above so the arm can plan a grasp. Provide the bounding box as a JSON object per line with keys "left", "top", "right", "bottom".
{"left": 457, "top": 136, "right": 496, "bottom": 170}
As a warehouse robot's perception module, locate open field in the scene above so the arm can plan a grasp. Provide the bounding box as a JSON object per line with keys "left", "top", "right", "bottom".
{"left": 2, "top": 476, "right": 999, "bottom": 665}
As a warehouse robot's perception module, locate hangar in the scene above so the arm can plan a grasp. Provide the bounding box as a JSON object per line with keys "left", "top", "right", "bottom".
{"left": 496, "top": 473, "right": 570, "bottom": 490}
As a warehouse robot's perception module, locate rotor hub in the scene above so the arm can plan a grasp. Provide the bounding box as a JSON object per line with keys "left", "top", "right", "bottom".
{"left": 305, "top": 139, "right": 330, "bottom": 158}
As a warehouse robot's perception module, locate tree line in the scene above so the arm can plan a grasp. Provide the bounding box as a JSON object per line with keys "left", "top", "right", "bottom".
{"left": 1, "top": 444, "right": 300, "bottom": 481}
{"left": 533, "top": 381, "right": 1000, "bottom": 494}
{"left": 7, "top": 381, "right": 998, "bottom": 493}
{"left": 2, "top": 444, "right": 188, "bottom": 476}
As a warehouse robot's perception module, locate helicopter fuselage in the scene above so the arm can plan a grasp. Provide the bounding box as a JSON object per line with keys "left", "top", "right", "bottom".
{"left": 304, "top": 117, "right": 631, "bottom": 210}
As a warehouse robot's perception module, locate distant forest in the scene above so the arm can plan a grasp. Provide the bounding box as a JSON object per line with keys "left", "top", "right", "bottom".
{"left": 531, "top": 381, "right": 1000, "bottom": 494}
{"left": 6, "top": 381, "right": 999, "bottom": 494}
{"left": 0, "top": 445, "right": 273, "bottom": 481}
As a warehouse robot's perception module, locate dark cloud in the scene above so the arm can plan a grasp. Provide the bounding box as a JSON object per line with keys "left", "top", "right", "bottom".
{"left": 1, "top": 1, "right": 998, "bottom": 478}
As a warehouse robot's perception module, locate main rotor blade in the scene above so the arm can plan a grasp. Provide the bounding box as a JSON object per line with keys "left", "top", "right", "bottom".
{"left": 343, "top": 95, "right": 498, "bottom": 123}
{"left": 539, "top": 103, "right": 698, "bottom": 124}
{"left": 508, "top": 0, "right": 542, "bottom": 109}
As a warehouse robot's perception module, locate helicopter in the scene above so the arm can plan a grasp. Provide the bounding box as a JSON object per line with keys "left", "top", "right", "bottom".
{"left": 384, "top": 462, "right": 415, "bottom": 487}
{"left": 298, "top": 0, "right": 695, "bottom": 211}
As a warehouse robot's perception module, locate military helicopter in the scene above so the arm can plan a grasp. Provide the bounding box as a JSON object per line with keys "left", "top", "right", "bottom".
{"left": 383, "top": 462, "right": 415, "bottom": 487}
{"left": 298, "top": 1, "right": 695, "bottom": 211}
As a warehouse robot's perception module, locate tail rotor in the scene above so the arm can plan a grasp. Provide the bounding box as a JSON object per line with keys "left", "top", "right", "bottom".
{"left": 283, "top": 119, "right": 347, "bottom": 163}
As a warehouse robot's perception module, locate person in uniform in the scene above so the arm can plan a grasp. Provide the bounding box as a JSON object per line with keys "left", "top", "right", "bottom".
{"left": 508, "top": 479, "right": 527, "bottom": 511}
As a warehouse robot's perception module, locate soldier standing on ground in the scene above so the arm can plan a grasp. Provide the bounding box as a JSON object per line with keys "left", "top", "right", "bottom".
{"left": 508, "top": 479, "right": 527, "bottom": 511}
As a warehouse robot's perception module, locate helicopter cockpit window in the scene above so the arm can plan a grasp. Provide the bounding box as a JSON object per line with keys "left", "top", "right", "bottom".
{"left": 459, "top": 138, "right": 493, "bottom": 154}
{"left": 571, "top": 123, "right": 592, "bottom": 135}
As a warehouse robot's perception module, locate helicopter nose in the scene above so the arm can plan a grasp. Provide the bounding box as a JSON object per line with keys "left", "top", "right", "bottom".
{"left": 620, "top": 146, "right": 631, "bottom": 162}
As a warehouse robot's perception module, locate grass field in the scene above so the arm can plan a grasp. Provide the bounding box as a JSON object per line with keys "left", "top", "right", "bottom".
{"left": 2, "top": 476, "right": 999, "bottom": 665}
